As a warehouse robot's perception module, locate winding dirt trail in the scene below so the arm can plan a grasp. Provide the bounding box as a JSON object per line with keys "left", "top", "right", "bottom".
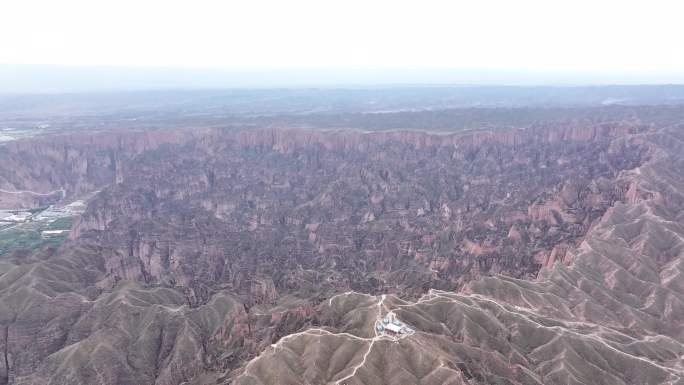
{"left": 334, "top": 294, "right": 387, "bottom": 385}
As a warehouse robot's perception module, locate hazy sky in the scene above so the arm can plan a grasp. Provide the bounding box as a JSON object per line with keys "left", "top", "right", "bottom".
{"left": 2, "top": 0, "right": 684, "bottom": 73}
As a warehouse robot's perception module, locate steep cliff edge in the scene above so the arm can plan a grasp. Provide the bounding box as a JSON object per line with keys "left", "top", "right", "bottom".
{"left": 0, "top": 129, "right": 197, "bottom": 209}
{"left": 73, "top": 123, "right": 651, "bottom": 294}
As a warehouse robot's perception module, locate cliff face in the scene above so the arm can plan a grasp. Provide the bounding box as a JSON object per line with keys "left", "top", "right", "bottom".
{"left": 74, "top": 124, "right": 651, "bottom": 296}
{"left": 0, "top": 122, "right": 672, "bottom": 385}
{"left": 0, "top": 129, "right": 197, "bottom": 208}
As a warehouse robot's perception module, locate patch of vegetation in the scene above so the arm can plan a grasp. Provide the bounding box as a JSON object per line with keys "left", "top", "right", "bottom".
{"left": 0, "top": 229, "right": 64, "bottom": 255}
{"left": 0, "top": 217, "right": 72, "bottom": 256}
{"left": 46, "top": 217, "right": 74, "bottom": 230}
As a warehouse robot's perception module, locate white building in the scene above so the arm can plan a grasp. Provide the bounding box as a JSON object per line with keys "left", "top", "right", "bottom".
{"left": 4, "top": 213, "right": 31, "bottom": 222}
{"left": 384, "top": 323, "right": 402, "bottom": 334}
{"left": 41, "top": 230, "right": 70, "bottom": 239}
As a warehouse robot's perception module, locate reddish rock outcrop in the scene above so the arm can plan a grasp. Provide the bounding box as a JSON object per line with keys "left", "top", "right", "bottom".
{"left": 0, "top": 121, "right": 668, "bottom": 385}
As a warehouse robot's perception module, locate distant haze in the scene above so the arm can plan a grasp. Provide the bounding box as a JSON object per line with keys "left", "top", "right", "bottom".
{"left": 3, "top": 66, "right": 684, "bottom": 94}
{"left": 2, "top": 0, "right": 684, "bottom": 92}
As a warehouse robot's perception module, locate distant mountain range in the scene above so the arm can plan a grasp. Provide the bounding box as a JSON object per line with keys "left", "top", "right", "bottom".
{"left": 3, "top": 64, "right": 684, "bottom": 94}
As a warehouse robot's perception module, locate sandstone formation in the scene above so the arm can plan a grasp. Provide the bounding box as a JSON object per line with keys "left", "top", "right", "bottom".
{"left": 230, "top": 126, "right": 684, "bottom": 385}
{"left": 0, "top": 117, "right": 681, "bottom": 385}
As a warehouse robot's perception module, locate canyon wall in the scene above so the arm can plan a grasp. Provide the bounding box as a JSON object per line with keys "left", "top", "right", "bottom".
{"left": 0, "top": 122, "right": 670, "bottom": 385}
